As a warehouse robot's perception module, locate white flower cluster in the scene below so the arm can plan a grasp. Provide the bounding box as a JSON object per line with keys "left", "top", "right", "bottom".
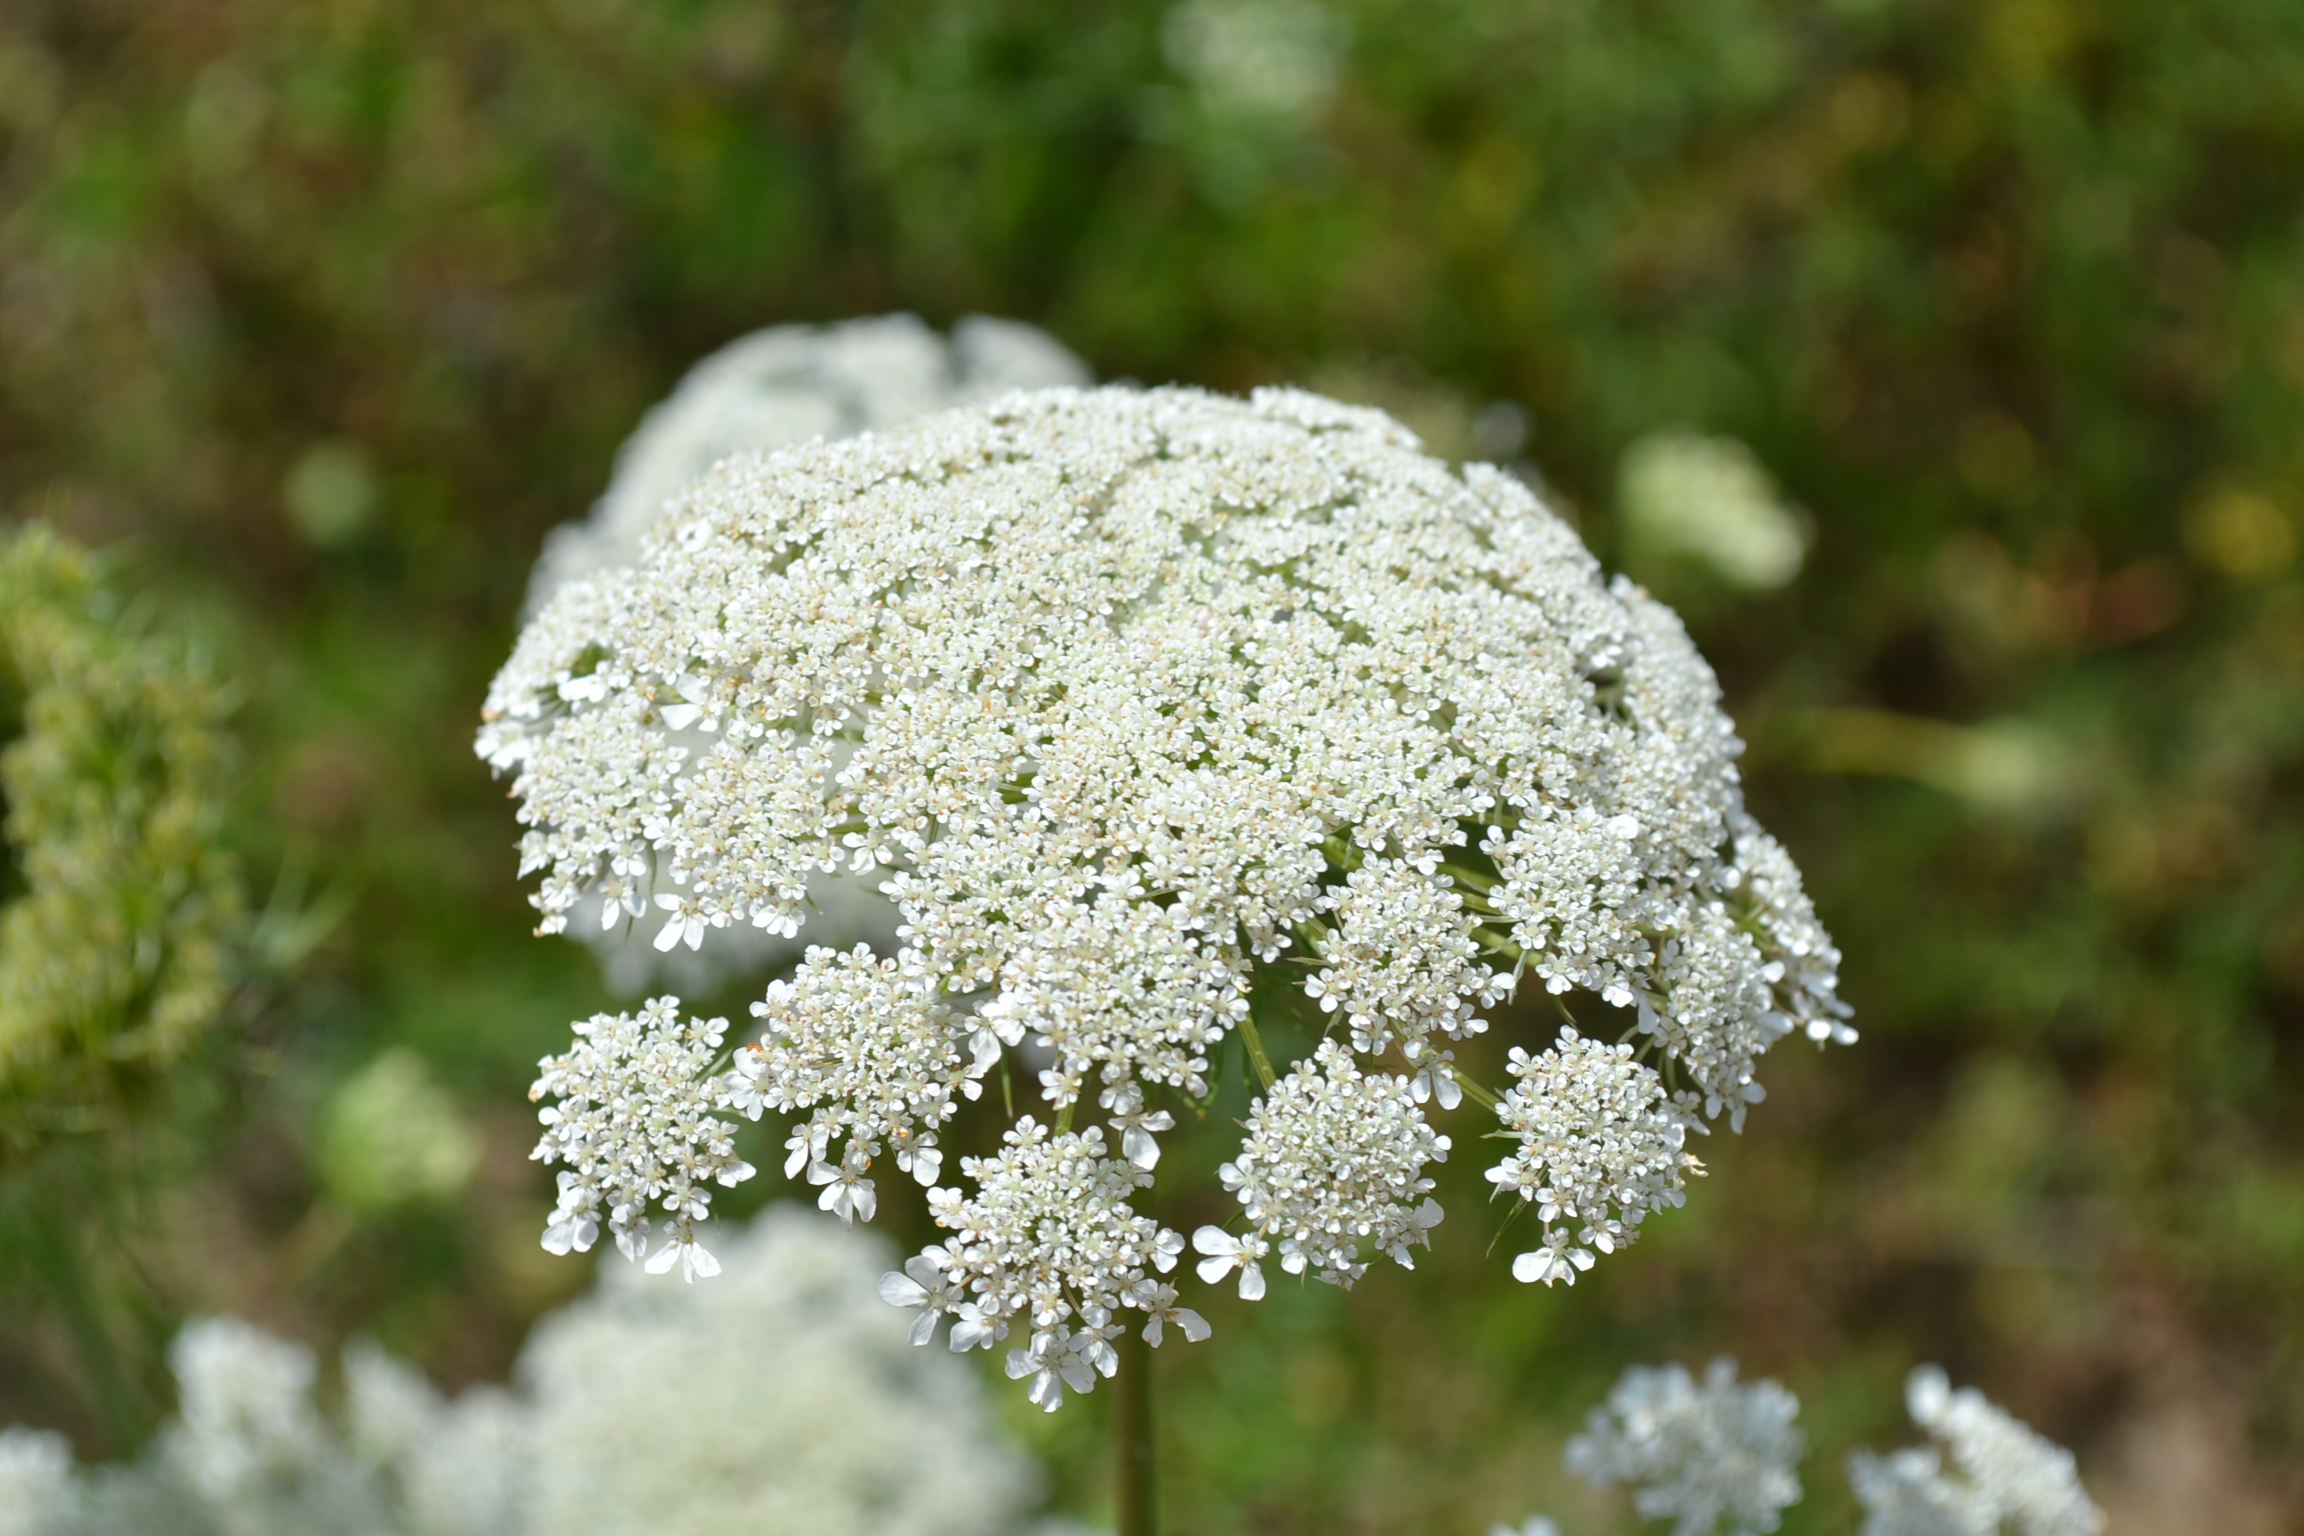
{"left": 1489, "top": 1028, "right": 1701, "bottom": 1285}
{"left": 1505, "top": 1360, "right": 2101, "bottom": 1536}
{"left": 1847, "top": 1368, "right": 2103, "bottom": 1536}
{"left": 1564, "top": 1358, "right": 1804, "bottom": 1536}
{"left": 531, "top": 314, "right": 1089, "bottom": 999}
{"left": 482, "top": 385, "right": 1850, "bottom": 1402}
{"left": 1193, "top": 1040, "right": 1447, "bottom": 1296}
{"left": 884, "top": 1119, "right": 1194, "bottom": 1412}
{"left": 1305, "top": 859, "right": 1507, "bottom": 1053}
{"left": 529, "top": 998, "right": 756, "bottom": 1278}
{"left": 2, "top": 1209, "right": 1079, "bottom": 1536}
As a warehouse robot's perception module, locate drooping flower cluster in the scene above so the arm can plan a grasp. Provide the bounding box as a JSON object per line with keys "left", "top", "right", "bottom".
{"left": 483, "top": 385, "right": 1852, "bottom": 1404}
{"left": 1565, "top": 1359, "right": 1805, "bottom": 1536}
{"left": 1489, "top": 1028, "right": 1702, "bottom": 1286}
{"left": 885, "top": 1120, "right": 1191, "bottom": 1411}
{"left": 529, "top": 998, "right": 755, "bottom": 1277}
{"left": 1504, "top": 1360, "right": 2100, "bottom": 1536}
{"left": 0, "top": 1210, "right": 1082, "bottom": 1536}
{"left": 1193, "top": 1040, "right": 1447, "bottom": 1296}
{"left": 1846, "top": 1368, "right": 2103, "bottom": 1536}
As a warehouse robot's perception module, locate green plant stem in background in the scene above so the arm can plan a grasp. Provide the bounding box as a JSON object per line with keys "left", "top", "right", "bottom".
{"left": 1116, "top": 1322, "right": 1157, "bottom": 1536}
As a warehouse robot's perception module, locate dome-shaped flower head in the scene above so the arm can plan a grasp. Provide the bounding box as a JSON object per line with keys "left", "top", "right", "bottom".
{"left": 479, "top": 385, "right": 1852, "bottom": 1407}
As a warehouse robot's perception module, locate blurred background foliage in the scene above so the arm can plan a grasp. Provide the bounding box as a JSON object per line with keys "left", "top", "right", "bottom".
{"left": 0, "top": 0, "right": 2300, "bottom": 1531}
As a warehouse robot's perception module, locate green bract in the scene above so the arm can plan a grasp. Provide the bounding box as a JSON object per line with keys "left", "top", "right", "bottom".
{"left": 0, "top": 525, "right": 242, "bottom": 1160}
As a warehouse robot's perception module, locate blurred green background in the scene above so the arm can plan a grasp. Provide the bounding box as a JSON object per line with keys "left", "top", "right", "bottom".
{"left": 2, "top": 0, "right": 2300, "bottom": 1531}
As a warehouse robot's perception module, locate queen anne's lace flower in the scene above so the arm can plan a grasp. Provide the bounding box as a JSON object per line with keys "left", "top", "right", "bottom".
{"left": 484, "top": 385, "right": 1851, "bottom": 1404}
{"left": 1565, "top": 1358, "right": 1804, "bottom": 1536}
{"left": 1193, "top": 1040, "right": 1447, "bottom": 1295}
{"left": 1490, "top": 1027, "right": 1702, "bottom": 1285}
{"left": 1305, "top": 859, "right": 1507, "bottom": 1053}
{"left": 1850, "top": 1368, "right": 2103, "bottom": 1536}
{"left": 529, "top": 998, "right": 756, "bottom": 1276}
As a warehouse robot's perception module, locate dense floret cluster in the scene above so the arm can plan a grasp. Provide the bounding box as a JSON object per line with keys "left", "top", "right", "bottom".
{"left": 1489, "top": 1028, "right": 1702, "bottom": 1286}
{"left": 530, "top": 998, "right": 755, "bottom": 1278}
{"left": 1193, "top": 1040, "right": 1447, "bottom": 1295}
{"left": 529, "top": 314, "right": 1091, "bottom": 606}
{"left": 482, "top": 385, "right": 1851, "bottom": 1405}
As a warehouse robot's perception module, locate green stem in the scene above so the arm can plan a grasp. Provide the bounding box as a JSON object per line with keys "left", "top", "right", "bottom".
{"left": 1442, "top": 1062, "right": 1503, "bottom": 1112}
{"left": 1236, "top": 1014, "right": 1279, "bottom": 1091}
{"left": 1115, "top": 1323, "right": 1157, "bottom": 1536}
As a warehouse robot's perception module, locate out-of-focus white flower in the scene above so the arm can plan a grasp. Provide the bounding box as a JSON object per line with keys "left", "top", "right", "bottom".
{"left": 516, "top": 1206, "right": 1041, "bottom": 1535}
{"left": 0, "top": 1429, "right": 74, "bottom": 1536}
{"left": 1162, "top": 0, "right": 1349, "bottom": 119}
{"left": 161, "top": 1320, "right": 332, "bottom": 1510}
{"left": 1849, "top": 1367, "right": 2103, "bottom": 1536}
{"left": 1488, "top": 1519, "right": 1562, "bottom": 1536}
{"left": 482, "top": 385, "right": 1849, "bottom": 1404}
{"left": 1565, "top": 1358, "right": 1804, "bottom": 1536}
{"left": 317, "top": 1051, "right": 482, "bottom": 1216}
{"left": 1619, "top": 433, "right": 1809, "bottom": 592}
{"left": 5, "top": 1208, "right": 1064, "bottom": 1536}
{"left": 1848, "top": 1445, "right": 1996, "bottom": 1536}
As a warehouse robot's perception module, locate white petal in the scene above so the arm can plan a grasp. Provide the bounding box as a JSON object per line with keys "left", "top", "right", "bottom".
{"left": 879, "top": 1271, "right": 929, "bottom": 1307}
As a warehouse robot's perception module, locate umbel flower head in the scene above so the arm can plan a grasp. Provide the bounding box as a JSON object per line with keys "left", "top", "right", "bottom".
{"left": 480, "top": 385, "right": 1852, "bottom": 1408}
